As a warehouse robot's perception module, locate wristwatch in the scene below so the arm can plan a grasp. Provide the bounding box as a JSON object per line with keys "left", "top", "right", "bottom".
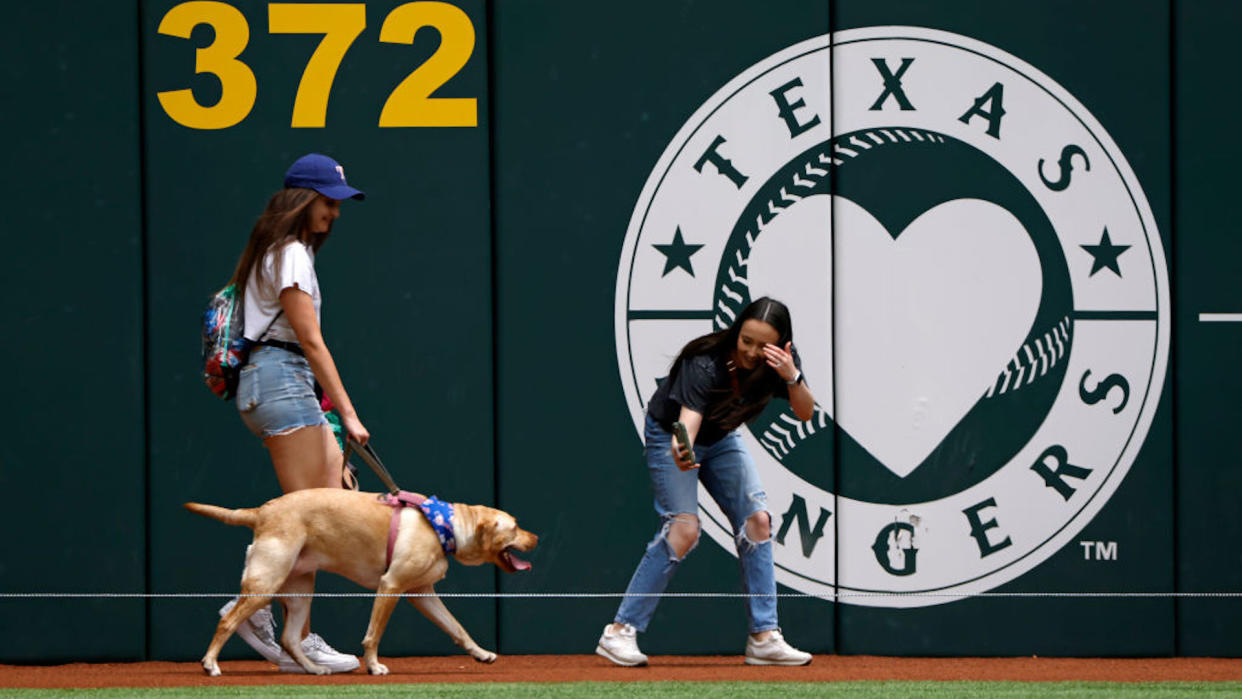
{"left": 786, "top": 370, "right": 803, "bottom": 386}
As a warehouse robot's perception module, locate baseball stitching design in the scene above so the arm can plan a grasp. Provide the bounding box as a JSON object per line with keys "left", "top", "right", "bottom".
{"left": 714, "top": 127, "right": 1073, "bottom": 466}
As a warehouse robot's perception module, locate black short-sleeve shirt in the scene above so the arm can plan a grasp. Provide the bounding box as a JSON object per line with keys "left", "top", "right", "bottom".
{"left": 646, "top": 350, "right": 802, "bottom": 446}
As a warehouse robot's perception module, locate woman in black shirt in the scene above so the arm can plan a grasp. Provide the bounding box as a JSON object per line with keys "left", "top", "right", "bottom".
{"left": 596, "top": 297, "right": 815, "bottom": 666}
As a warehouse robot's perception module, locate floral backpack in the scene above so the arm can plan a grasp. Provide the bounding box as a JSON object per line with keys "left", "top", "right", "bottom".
{"left": 202, "top": 284, "right": 280, "bottom": 400}
{"left": 202, "top": 284, "right": 250, "bottom": 400}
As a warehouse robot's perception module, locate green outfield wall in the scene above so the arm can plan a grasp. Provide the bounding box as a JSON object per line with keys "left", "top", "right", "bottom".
{"left": 0, "top": 0, "right": 1235, "bottom": 662}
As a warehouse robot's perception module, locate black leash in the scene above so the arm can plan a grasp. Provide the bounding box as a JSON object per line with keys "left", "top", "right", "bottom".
{"left": 343, "top": 438, "right": 401, "bottom": 495}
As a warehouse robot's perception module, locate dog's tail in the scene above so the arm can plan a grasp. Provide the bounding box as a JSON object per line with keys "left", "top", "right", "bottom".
{"left": 183, "top": 502, "right": 258, "bottom": 529}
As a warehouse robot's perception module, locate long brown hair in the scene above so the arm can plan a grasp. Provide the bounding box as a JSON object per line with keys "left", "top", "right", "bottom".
{"left": 667, "top": 296, "right": 795, "bottom": 431}
{"left": 228, "top": 187, "right": 325, "bottom": 300}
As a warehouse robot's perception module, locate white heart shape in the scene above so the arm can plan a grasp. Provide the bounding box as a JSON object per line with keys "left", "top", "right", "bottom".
{"left": 745, "top": 195, "right": 1041, "bottom": 478}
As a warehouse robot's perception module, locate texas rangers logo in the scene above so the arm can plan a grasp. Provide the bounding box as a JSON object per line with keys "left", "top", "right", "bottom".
{"left": 614, "top": 27, "right": 1168, "bottom": 607}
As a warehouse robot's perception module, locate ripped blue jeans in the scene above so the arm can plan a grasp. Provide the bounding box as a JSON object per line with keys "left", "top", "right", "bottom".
{"left": 614, "top": 414, "right": 777, "bottom": 634}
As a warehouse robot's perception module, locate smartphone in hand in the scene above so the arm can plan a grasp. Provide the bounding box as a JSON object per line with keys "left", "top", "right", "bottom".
{"left": 672, "top": 421, "right": 693, "bottom": 466}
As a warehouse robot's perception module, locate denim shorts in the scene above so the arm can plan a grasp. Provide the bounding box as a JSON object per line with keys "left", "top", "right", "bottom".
{"left": 236, "top": 345, "right": 328, "bottom": 439}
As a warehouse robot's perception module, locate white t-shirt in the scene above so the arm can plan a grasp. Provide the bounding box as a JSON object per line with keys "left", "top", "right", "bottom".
{"left": 243, "top": 241, "right": 321, "bottom": 343}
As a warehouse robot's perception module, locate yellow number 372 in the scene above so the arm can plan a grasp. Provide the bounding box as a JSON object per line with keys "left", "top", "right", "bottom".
{"left": 156, "top": 1, "right": 476, "bottom": 129}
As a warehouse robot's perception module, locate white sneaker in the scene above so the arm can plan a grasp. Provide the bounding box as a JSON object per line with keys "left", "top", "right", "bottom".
{"left": 218, "top": 599, "right": 288, "bottom": 664}
{"left": 744, "top": 630, "right": 812, "bottom": 666}
{"left": 278, "top": 633, "right": 360, "bottom": 674}
{"left": 595, "top": 623, "right": 648, "bottom": 667}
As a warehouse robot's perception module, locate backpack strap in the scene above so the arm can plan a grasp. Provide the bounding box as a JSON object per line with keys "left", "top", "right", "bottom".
{"left": 235, "top": 282, "right": 285, "bottom": 345}
{"left": 253, "top": 309, "right": 284, "bottom": 343}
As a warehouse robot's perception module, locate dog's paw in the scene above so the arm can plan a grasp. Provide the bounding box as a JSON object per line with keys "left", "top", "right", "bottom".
{"left": 201, "top": 659, "right": 221, "bottom": 677}
{"left": 308, "top": 662, "right": 332, "bottom": 676}
{"left": 367, "top": 661, "right": 389, "bottom": 675}
{"left": 471, "top": 648, "right": 498, "bottom": 664}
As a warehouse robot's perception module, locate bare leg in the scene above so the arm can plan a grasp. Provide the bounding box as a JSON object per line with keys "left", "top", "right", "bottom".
{"left": 264, "top": 425, "right": 341, "bottom": 638}
{"left": 265, "top": 424, "right": 339, "bottom": 493}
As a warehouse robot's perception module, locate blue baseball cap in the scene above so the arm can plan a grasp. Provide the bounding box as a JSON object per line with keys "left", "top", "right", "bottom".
{"left": 283, "top": 153, "right": 365, "bottom": 200}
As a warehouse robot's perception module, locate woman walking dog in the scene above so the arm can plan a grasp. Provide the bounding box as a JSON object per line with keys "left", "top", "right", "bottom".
{"left": 217, "top": 153, "right": 370, "bottom": 673}
{"left": 597, "top": 296, "right": 815, "bottom": 667}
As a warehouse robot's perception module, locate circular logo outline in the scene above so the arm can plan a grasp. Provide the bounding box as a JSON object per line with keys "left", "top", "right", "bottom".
{"left": 615, "top": 27, "right": 1168, "bottom": 607}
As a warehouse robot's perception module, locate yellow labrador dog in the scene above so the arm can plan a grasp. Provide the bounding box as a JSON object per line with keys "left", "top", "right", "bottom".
{"left": 185, "top": 488, "right": 537, "bottom": 676}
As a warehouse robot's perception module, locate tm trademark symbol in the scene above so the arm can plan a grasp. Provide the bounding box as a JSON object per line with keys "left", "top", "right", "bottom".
{"left": 1080, "top": 541, "right": 1118, "bottom": 561}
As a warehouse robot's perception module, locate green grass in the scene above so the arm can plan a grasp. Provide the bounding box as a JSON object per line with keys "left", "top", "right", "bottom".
{"left": 5, "top": 683, "right": 1242, "bottom": 698}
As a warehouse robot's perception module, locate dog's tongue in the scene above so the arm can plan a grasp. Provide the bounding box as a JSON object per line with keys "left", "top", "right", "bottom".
{"left": 504, "top": 549, "right": 532, "bottom": 571}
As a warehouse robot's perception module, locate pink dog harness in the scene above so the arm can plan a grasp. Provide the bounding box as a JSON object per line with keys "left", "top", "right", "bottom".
{"left": 379, "top": 491, "right": 456, "bottom": 569}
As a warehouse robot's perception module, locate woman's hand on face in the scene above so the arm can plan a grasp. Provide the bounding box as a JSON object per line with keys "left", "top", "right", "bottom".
{"left": 763, "top": 341, "right": 798, "bottom": 382}
{"left": 342, "top": 414, "right": 369, "bottom": 447}
{"left": 671, "top": 440, "right": 700, "bottom": 471}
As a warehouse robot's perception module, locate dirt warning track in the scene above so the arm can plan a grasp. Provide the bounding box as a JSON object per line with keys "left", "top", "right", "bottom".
{"left": 3, "top": 655, "right": 1242, "bottom": 688}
